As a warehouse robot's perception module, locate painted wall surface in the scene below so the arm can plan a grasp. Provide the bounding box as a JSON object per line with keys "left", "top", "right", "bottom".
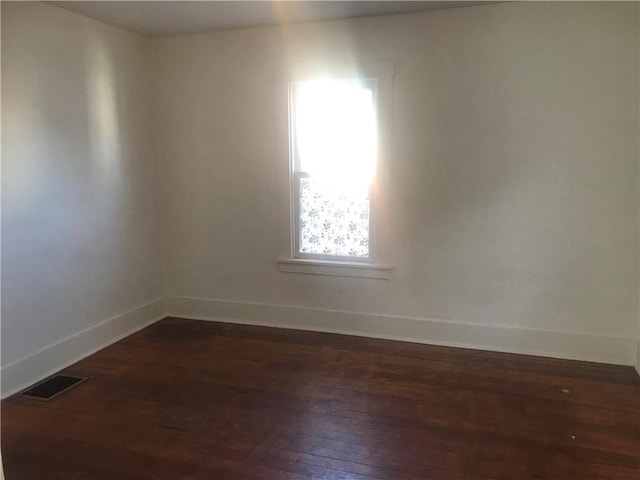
{"left": 1, "top": 1, "right": 638, "bottom": 377}
{"left": 153, "top": 3, "right": 639, "bottom": 341}
{"left": 1, "top": 2, "right": 162, "bottom": 366}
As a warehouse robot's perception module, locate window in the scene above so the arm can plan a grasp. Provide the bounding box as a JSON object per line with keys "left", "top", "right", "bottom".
{"left": 290, "top": 78, "right": 377, "bottom": 261}
{"left": 278, "top": 62, "right": 394, "bottom": 279}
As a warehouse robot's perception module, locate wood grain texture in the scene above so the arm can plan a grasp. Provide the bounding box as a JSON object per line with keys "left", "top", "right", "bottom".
{"left": 2, "top": 317, "right": 639, "bottom": 479}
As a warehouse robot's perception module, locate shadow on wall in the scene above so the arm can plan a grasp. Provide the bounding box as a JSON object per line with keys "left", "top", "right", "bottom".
{"left": 1, "top": 10, "right": 144, "bottom": 365}
{"left": 85, "top": 28, "right": 123, "bottom": 183}
{"left": 391, "top": 11, "right": 637, "bottom": 335}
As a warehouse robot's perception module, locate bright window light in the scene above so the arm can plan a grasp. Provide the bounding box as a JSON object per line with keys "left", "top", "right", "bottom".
{"left": 291, "top": 78, "right": 378, "bottom": 259}
{"left": 294, "top": 79, "right": 377, "bottom": 189}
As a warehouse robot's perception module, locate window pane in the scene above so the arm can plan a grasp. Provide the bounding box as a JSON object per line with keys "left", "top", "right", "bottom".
{"left": 299, "top": 177, "right": 369, "bottom": 257}
{"left": 294, "top": 79, "right": 376, "bottom": 187}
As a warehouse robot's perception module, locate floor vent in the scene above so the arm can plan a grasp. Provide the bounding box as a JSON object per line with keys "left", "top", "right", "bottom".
{"left": 21, "top": 374, "right": 88, "bottom": 401}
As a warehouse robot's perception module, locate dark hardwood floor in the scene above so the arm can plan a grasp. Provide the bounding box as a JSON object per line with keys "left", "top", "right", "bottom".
{"left": 2, "top": 317, "right": 639, "bottom": 479}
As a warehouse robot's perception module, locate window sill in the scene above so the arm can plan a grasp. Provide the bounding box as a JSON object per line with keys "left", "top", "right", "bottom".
{"left": 278, "top": 258, "right": 392, "bottom": 280}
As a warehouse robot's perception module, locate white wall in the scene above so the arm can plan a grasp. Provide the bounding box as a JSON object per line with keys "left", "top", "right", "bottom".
{"left": 1, "top": 2, "right": 164, "bottom": 396}
{"left": 1, "top": 1, "right": 638, "bottom": 393}
{"left": 153, "top": 2, "right": 639, "bottom": 364}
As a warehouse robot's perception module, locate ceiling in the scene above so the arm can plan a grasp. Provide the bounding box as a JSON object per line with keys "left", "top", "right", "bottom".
{"left": 49, "top": 1, "right": 494, "bottom": 38}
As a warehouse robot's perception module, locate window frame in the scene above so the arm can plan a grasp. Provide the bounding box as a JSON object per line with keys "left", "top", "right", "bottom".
{"left": 289, "top": 76, "right": 378, "bottom": 264}
{"left": 278, "top": 60, "right": 394, "bottom": 280}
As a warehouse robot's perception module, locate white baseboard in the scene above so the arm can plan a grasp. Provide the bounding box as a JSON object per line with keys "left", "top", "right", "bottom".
{"left": 3, "top": 294, "right": 635, "bottom": 399}
{"left": 1, "top": 297, "right": 167, "bottom": 399}
{"left": 168, "top": 296, "right": 638, "bottom": 367}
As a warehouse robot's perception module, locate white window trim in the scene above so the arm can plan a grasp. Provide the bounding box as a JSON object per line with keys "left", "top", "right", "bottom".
{"left": 278, "top": 258, "right": 392, "bottom": 279}
{"left": 277, "top": 60, "right": 395, "bottom": 280}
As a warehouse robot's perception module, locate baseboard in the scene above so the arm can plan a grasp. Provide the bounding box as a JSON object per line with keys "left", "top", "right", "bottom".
{"left": 1, "top": 297, "right": 167, "bottom": 399}
{"left": 167, "top": 296, "right": 638, "bottom": 367}
{"left": 3, "top": 295, "right": 635, "bottom": 398}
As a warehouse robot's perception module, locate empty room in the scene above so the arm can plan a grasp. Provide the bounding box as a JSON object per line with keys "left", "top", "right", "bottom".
{"left": 1, "top": 0, "right": 639, "bottom": 478}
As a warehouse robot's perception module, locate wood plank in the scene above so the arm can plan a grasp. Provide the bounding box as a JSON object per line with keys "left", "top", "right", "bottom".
{"left": 3, "top": 317, "right": 639, "bottom": 479}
